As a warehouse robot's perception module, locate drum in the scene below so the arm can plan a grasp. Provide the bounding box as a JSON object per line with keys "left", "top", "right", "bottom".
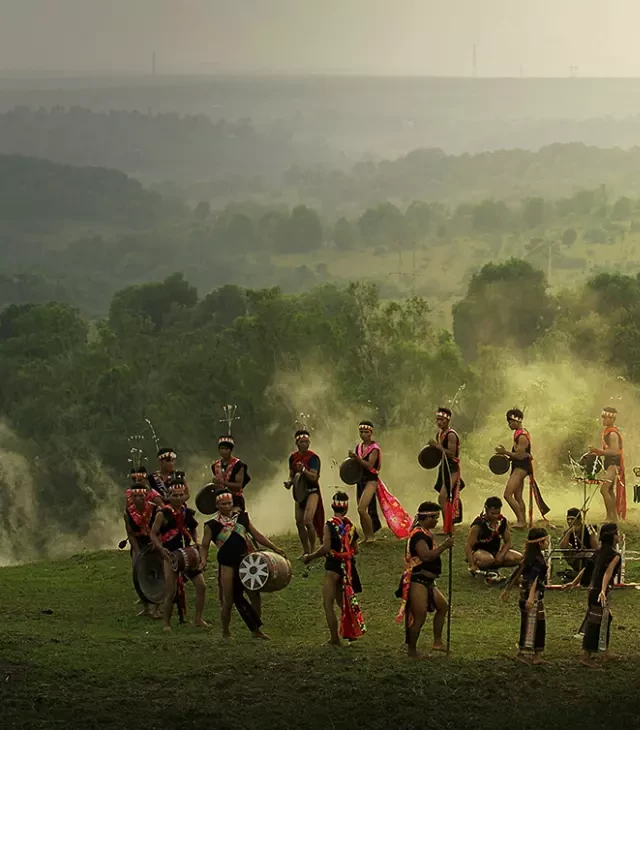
{"left": 580, "top": 453, "right": 604, "bottom": 481}
{"left": 170, "top": 545, "right": 201, "bottom": 575}
{"left": 489, "top": 454, "right": 510, "bottom": 475}
{"left": 292, "top": 471, "right": 309, "bottom": 503}
{"left": 195, "top": 484, "right": 218, "bottom": 515}
{"left": 238, "top": 550, "right": 292, "bottom": 593}
{"left": 133, "top": 546, "right": 166, "bottom": 604}
{"left": 418, "top": 444, "right": 442, "bottom": 470}
{"left": 339, "top": 457, "right": 361, "bottom": 485}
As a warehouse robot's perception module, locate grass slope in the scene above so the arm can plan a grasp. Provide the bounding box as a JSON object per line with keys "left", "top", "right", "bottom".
{"left": 1, "top": 528, "right": 639, "bottom": 729}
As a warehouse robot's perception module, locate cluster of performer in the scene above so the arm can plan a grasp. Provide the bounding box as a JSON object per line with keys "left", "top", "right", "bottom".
{"left": 120, "top": 402, "right": 630, "bottom": 667}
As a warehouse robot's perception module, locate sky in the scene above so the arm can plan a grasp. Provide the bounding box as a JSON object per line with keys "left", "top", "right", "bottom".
{"left": 2, "top": 0, "right": 640, "bottom": 77}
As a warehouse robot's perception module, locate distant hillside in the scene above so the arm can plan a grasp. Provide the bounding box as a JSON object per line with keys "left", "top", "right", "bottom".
{"left": 0, "top": 153, "right": 181, "bottom": 227}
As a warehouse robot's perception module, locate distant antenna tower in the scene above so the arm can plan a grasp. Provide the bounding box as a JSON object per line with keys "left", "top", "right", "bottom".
{"left": 472, "top": 43, "right": 477, "bottom": 77}
{"left": 152, "top": 51, "right": 157, "bottom": 76}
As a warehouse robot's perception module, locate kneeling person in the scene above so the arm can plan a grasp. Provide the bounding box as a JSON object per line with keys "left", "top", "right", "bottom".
{"left": 302, "top": 492, "right": 366, "bottom": 646}
{"left": 395, "top": 501, "right": 453, "bottom": 659}
{"left": 465, "top": 496, "right": 522, "bottom": 583}
{"left": 150, "top": 479, "right": 206, "bottom": 631}
{"left": 199, "top": 489, "right": 286, "bottom": 640}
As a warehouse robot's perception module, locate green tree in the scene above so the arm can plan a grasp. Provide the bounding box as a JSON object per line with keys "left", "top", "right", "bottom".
{"left": 521, "top": 197, "right": 546, "bottom": 229}
{"left": 333, "top": 217, "right": 355, "bottom": 251}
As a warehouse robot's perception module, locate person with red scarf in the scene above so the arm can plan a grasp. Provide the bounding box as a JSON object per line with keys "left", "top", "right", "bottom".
{"left": 302, "top": 492, "right": 366, "bottom": 646}
{"left": 394, "top": 501, "right": 452, "bottom": 659}
{"left": 283, "top": 429, "right": 324, "bottom": 558}
{"left": 150, "top": 478, "right": 206, "bottom": 632}
{"left": 124, "top": 481, "right": 160, "bottom": 618}
{"left": 429, "top": 406, "right": 464, "bottom": 523}
{"left": 495, "top": 408, "right": 550, "bottom": 528}
{"left": 589, "top": 407, "right": 626, "bottom": 522}
{"left": 212, "top": 435, "right": 250, "bottom": 511}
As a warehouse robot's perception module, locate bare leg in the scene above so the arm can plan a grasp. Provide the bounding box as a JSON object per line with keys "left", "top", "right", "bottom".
{"left": 220, "top": 565, "right": 234, "bottom": 639}
{"left": 295, "top": 503, "right": 310, "bottom": 555}
{"left": 322, "top": 571, "right": 341, "bottom": 645}
{"left": 431, "top": 587, "right": 448, "bottom": 650}
{"left": 303, "top": 493, "right": 319, "bottom": 554}
{"left": 407, "top": 583, "right": 428, "bottom": 659}
{"left": 504, "top": 469, "right": 527, "bottom": 526}
{"left": 358, "top": 481, "right": 377, "bottom": 542}
{"left": 601, "top": 471, "right": 618, "bottom": 522}
{"left": 162, "top": 559, "right": 176, "bottom": 631}
{"left": 192, "top": 573, "right": 208, "bottom": 627}
{"left": 247, "top": 590, "right": 269, "bottom": 638}
{"left": 438, "top": 471, "right": 459, "bottom": 514}
{"left": 472, "top": 550, "right": 499, "bottom": 572}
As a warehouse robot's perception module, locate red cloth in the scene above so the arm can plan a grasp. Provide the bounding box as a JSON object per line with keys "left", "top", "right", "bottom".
{"left": 290, "top": 450, "right": 325, "bottom": 538}
{"left": 602, "top": 426, "right": 627, "bottom": 520}
{"left": 328, "top": 516, "right": 366, "bottom": 639}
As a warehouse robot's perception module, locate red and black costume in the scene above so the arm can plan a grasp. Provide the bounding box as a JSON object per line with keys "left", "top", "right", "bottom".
{"left": 212, "top": 456, "right": 250, "bottom": 511}
{"left": 325, "top": 515, "right": 365, "bottom": 640}
{"left": 355, "top": 441, "right": 382, "bottom": 532}
{"left": 511, "top": 427, "right": 551, "bottom": 519}
{"left": 124, "top": 496, "right": 157, "bottom": 550}
{"left": 433, "top": 426, "right": 464, "bottom": 525}
{"left": 470, "top": 513, "right": 507, "bottom": 557}
{"left": 395, "top": 525, "right": 441, "bottom": 637}
{"left": 288, "top": 448, "right": 325, "bottom": 537}
{"left": 205, "top": 510, "right": 262, "bottom": 633}
{"left": 602, "top": 425, "right": 626, "bottom": 520}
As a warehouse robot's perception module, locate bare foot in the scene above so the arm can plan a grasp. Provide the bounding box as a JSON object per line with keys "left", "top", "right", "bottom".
{"left": 327, "top": 639, "right": 342, "bottom": 647}
{"left": 579, "top": 656, "right": 600, "bottom": 669}
{"left": 222, "top": 632, "right": 231, "bottom": 640}
{"left": 431, "top": 643, "right": 446, "bottom": 652}
{"left": 602, "top": 651, "right": 619, "bottom": 661}
{"left": 137, "top": 609, "right": 151, "bottom": 617}
{"left": 252, "top": 630, "right": 271, "bottom": 640}
{"left": 364, "top": 539, "right": 376, "bottom": 545}
{"left": 531, "top": 656, "right": 550, "bottom": 665}
{"left": 195, "top": 620, "right": 209, "bottom": 628}
{"left": 408, "top": 649, "right": 427, "bottom": 660}
{"left": 515, "top": 652, "right": 531, "bottom": 665}
{"left": 512, "top": 522, "right": 527, "bottom": 530}
{"left": 162, "top": 625, "right": 172, "bottom": 633}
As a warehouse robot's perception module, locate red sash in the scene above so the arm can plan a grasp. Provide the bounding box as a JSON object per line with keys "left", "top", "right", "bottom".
{"left": 290, "top": 450, "right": 324, "bottom": 537}
{"left": 602, "top": 426, "right": 626, "bottom": 520}
{"left": 125, "top": 496, "right": 156, "bottom": 535}
{"left": 213, "top": 457, "right": 243, "bottom": 496}
{"left": 395, "top": 526, "right": 431, "bottom": 625}
{"left": 513, "top": 428, "right": 550, "bottom": 520}
{"left": 160, "top": 506, "right": 193, "bottom": 544}
{"left": 328, "top": 516, "right": 366, "bottom": 639}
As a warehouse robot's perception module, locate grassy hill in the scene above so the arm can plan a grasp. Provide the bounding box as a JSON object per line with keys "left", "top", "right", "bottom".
{"left": 1, "top": 527, "right": 639, "bottom": 729}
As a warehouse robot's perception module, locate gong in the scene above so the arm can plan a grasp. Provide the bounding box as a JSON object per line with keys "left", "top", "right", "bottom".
{"left": 133, "top": 546, "right": 166, "bottom": 604}
{"left": 488, "top": 454, "right": 510, "bottom": 475}
{"left": 195, "top": 483, "right": 218, "bottom": 515}
{"left": 418, "top": 444, "right": 442, "bottom": 470}
{"left": 292, "top": 471, "right": 309, "bottom": 503}
{"left": 339, "top": 457, "right": 361, "bottom": 485}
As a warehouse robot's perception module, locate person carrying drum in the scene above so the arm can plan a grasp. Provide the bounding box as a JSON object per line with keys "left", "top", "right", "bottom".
{"left": 284, "top": 429, "right": 324, "bottom": 559}
{"left": 428, "top": 406, "right": 464, "bottom": 522}
{"left": 349, "top": 420, "right": 381, "bottom": 543}
{"left": 212, "top": 435, "right": 250, "bottom": 511}
{"left": 589, "top": 407, "right": 626, "bottom": 523}
{"left": 394, "top": 501, "right": 452, "bottom": 658}
{"left": 199, "top": 489, "right": 287, "bottom": 641}
{"left": 124, "top": 480, "right": 161, "bottom": 618}
{"left": 465, "top": 496, "right": 522, "bottom": 583}
{"left": 150, "top": 477, "right": 206, "bottom": 632}
{"left": 302, "top": 492, "right": 365, "bottom": 646}
{"left": 494, "top": 408, "right": 550, "bottom": 528}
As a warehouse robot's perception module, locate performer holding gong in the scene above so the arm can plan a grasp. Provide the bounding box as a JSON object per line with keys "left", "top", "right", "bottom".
{"left": 395, "top": 501, "right": 452, "bottom": 658}
{"left": 429, "top": 406, "right": 464, "bottom": 523}
{"left": 350, "top": 420, "right": 382, "bottom": 543}
{"left": 284, "top": 429, "right": 324, "bottom": 558}
{"left": 212, "top": 435, "right": 250, "bottom": 511}
{"left": 302, "top": 492, "right": 365, "bottom": 646}
{"left": 149, "top": 478, "right": 206, "bottom": 631}
{"left": 124, "top": 481, "right": 160, "bottom": 618}
{"left": 199, "top": 489, "right": 287, "bottom": 641}
{"left": 495, "top": 408, "right": 550, "bottom": 528}
{"left": 588, "top": 407, "right": 626, "bottom": 523}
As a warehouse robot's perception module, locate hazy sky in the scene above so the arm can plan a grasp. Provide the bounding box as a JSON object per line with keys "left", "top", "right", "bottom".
{"left": 3, "top": 0, "right": 640, "bottom": 77}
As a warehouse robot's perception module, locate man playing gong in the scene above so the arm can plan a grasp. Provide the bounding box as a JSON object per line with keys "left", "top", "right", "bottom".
{"left": 349, "top": 420, "right": 381, "bottom": 543}
{"left": 212, "top": 435, "right": 250, "bottom": 511}
{"left": 150, "top": 478, "right": 206, "bottom": 631}
{"left": 199, "top": 489, "right": 287, "bottom": 641}
{"left": 495, "top": 408, "right": 550, "bottom": 528}
{"left": 589, "top": 407, "right": 626, "bottom": 523}
{"left": 283, "top": 429, "right": 324, "bottom": 558}
{"left": 428, "top": 406, "right": 463, "bottom": 522}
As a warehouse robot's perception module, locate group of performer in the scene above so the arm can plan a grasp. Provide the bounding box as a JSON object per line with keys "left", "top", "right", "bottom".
{"left": 121, "top": 403, "right": 628, "bottom": 666}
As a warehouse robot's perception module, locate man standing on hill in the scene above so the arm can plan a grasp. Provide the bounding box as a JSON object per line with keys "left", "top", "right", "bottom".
{"left": 148, "top": 448, "right": 190, "bottom": 502}
{"left": 589, "top": 407, "right": 626, "bottom": 522}
{"left": 495, "top": 409, "right": 550, "bottom": 528}
{"left": 429, "top": 406, "right": 463, "bottom": 524}
{"left": 212, "top": 435, "right": 250, "bottom": 511}
{"left": 284, "top": 429, "right": 324, "bottom": 558}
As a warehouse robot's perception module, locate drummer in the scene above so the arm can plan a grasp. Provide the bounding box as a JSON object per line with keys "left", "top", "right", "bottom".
{"left": 302, "top": 491, "right": 365, "bottom": 646}
{"left": 558, "top": 508, "right": 598, "bottom": 585}
{"left": 126, "top": 467, "right": 163, "bottom": 509}
{"left": 589, "top": 407, "right": 626, "bottom": 523}
{"left": 428, "top": 406, "right": 464, "bottom": 520}
{"left": 212, "top": 435, "right": 250, "bottom": 511}
{"left": 349, "top": 420, "right": 381, "bottom": 543}
{"left": 124, "top": 481, "right": 160, "bottom": 618}
{"left": 199, "top": 489, "right": 287, "bottom": 641}
{"left": 148, "top": 448, "right": 191, "bottom": 502}
{"left": 284, "top": 429, "right": 324, "bottom": 558}
{"left": 150, "top": 477, "right": 206, "bottom": 631}
{"left": 465, "top": 496, "right": 523, "bottom": 582}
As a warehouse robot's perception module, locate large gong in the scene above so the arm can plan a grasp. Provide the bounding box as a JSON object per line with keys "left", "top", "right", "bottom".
{"left": 133, "top": 546, "right": 166, "bottom": 604}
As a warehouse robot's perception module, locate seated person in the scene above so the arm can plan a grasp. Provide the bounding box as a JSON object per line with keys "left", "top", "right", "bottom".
{"left": 557, "top": 508, "right": 598, "bottom": 585}
{"left": 465, "top": 496, "right": 523, "bottom": 583}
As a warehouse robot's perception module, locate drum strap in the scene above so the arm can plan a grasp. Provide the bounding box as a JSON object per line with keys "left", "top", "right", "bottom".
{"left": 356, "top": 441, "right": 381, "bottom": 473}
{"left": 161, "top": 507, "right": 193, "bottom": 544}
{"left": 212, "top": 512, "right": 256, "bottom": 553}
{"left": 213, "top": 458, "right": 244, "bottom": 496}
